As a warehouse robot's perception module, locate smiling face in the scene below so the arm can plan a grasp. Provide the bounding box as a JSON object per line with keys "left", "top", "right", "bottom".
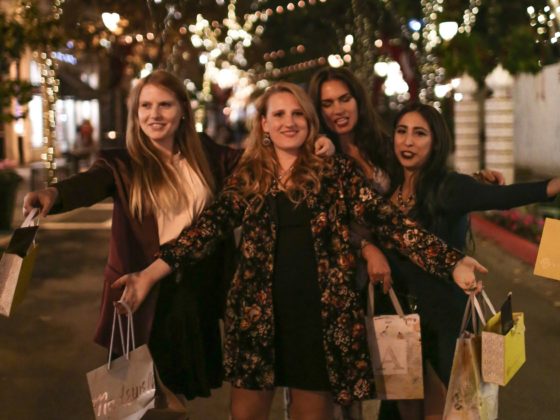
{"left": 137, "top": 83, "right": 182, "bottom": 152}
{"left": 393, "top": 111, "right": 433, "bottom": 174}
{"left": 261, "top": 91, "right": 309, "bottom": 158}
{"left": 319, "top": 79, "right": 359, "bottom": 140}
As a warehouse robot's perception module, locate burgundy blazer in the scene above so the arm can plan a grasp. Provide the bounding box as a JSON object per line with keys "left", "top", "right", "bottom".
{"left": 51, "top": 135, "right": 241, "bottom": 351}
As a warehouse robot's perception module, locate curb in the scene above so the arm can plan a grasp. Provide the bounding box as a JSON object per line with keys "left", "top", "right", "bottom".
{"left": 471, "top": 213, "right": 538, "bottom": 266}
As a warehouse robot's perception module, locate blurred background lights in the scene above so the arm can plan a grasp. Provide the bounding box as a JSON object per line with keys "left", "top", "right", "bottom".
{"left": 439, "top": 21, "right": 459, "bottom": 41}
{"left": 408, "top": 19, "right": 422, "bottom": 32}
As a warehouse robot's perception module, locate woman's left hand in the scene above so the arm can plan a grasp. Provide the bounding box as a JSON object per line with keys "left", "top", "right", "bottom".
{"left": 111, "top": 271, "right": 156, "bottom": 314}
{"left": 452, "top": 256, "right": 488, "bottom": 293}
{"left": 473, "top": 169, "right": 506, "bottom": 185}
{"left": 315, "top": 135, "right": 335, "bottom": 157}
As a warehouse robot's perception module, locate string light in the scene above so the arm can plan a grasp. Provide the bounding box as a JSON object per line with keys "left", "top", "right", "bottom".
{"left": 252, "top": 0, "right": 329, "bottom": 23}
{"left": 528, "top": 2, "right": 560, "bottom": 46}
{"left": 37, "top": 0, "right": 65, "bottom": 186}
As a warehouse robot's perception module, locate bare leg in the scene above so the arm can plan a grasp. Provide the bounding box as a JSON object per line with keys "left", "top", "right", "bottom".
{"left": 230, "top": 387, "right": 275, "bottom": 420}
{"left": 288, "top": 388, "right": 335, "bottom": 420}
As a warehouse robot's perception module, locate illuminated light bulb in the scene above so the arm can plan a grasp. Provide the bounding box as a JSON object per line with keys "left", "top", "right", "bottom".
{"left": 439, "top": 21, "right": 458, "bottom": 41}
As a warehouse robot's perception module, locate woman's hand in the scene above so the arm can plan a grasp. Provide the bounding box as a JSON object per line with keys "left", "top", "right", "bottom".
{"left": 362, "top": 242, "right": 393, "bottom": 293}
{"left": 111, "top": 271, "right": 156, "bottom": 314}
{"left": 314, "top": 135, "right": 336, "bottom": 157}
{"left": 473, "top": 169, "right": 506, "bottom": 185}
{"left": 23, "top": 187, "right": 58, "bottom": 217}
{"left": 111, "top": 258, "right": 173, "bottom": 313}
{"left": 452, "top": 256, "right": 488, "bottom": 293}
{"left": 546, "top": 177, "right": 560, "bottom": 197}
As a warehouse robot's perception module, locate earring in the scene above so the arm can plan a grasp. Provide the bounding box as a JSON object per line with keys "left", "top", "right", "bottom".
{"left": 263, "top": 132, "right": 272, "bottom": 146}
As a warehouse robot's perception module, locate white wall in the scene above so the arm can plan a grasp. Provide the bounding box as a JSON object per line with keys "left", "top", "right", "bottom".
{"left": 513, "top": 62, "right": 560, "bottom": 175}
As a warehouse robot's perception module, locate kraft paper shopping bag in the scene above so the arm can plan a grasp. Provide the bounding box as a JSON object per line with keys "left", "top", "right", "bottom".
{"left": 444, "top": 293, "right": 499, "bottom": 420}
{"left": 0, "top": 209, "right": 39, "bottom": 317}
{"left": 534, "top": 217, "right": 560, "bottom": 281}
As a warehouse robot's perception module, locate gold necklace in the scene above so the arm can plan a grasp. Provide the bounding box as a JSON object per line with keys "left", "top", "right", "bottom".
{"left": 396, "top": 184, "right": 415, "bottom": 210}
{"left": 277, "top": 164, "right": 294, "bottom": 183}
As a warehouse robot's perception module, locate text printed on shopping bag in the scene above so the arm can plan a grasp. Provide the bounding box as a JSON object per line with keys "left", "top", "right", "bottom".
{"left": 90, "top": 367, "right": 155, "bottom": 418}
{"left": 374, "top": 338, "right": 408, "bottom": 375}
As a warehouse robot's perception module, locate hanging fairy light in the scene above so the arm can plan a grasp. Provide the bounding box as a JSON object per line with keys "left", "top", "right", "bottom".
{"left": 252, "top": 0, "right": 329, "bottom": 22}
{"left": 395, "top": 0, "right": 482, "bottom": 104}
{"left": 528, "top": 2, "right": 560, "bottom": 46}
{"left": 38, "top": 0, "right": 65, "bottom": 186}
{"left": 185, "top": 0, "right": 260, "bottom": 129}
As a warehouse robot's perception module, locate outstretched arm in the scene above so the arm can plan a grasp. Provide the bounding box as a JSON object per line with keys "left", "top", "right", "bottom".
{"left": 112, "top": 182, "right": 245, "bottom": 312}
{"left": 24, "top": 159, "right": 115, "bottom": 217}
{"left": 337, "top": 157, "right": 486, "bottom": 291}
{"left": 440, "top": 173, "right": 559, "bottom": 215}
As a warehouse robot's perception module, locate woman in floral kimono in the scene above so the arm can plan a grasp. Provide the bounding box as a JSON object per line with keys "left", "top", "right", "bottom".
{"left": 112, "top": 82, "right": 486, "bottom": 420}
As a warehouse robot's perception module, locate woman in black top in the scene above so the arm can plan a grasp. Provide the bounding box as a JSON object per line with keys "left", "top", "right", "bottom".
{"left": 381, "top": 103, "right": 560, "bottom": 419}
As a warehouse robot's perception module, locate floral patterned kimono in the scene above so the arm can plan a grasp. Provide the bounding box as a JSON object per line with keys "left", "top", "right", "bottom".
{"left": 159, "top": 155, "right": 462, "bottom": 405}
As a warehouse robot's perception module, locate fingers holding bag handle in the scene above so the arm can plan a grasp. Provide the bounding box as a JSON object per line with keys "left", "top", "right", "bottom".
{"left": 367, "top": 283, "right": 406, "bottom": 318}
{"left": 21, "top": 208, "right": 39, "bottom": 228}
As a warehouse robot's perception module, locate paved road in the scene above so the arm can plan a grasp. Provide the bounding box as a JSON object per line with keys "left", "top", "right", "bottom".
{"left": 1, "top": 201, "right": 558, "bottom": 419}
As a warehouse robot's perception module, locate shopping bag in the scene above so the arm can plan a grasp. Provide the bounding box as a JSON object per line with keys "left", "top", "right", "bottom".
{"left": 0, "top": 208, "right": 39, "bottom": 317}
{"left": 481, "top": 293, "right": 526, "bottom": 386}
{"left": 365, "top": 284, "right": 424, "bottom": 400}
{"left": 443, "top": 293, "right": 499, "bottom": 420}
{"left": 87, "top": 302, "right": 188, "bottom": 420}
{"left": 534, "top": 217, "right": 560, "bottom": 281}
{"left": 87, "top": 303, "right": 156, "bottom": 419}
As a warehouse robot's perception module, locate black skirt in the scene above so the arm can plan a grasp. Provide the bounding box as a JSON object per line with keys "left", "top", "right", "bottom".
{"left": 148, "top": 244, "right": 231, "bottom": 399}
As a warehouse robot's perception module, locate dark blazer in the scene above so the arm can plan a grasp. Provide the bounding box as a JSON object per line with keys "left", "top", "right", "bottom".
{"left": 51, "top": 135, "right": 241, "bottom": 351}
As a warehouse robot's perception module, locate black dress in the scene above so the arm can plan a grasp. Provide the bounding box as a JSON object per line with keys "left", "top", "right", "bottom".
{"left": 272, "top": 192, "right": 331, "bottom": 391}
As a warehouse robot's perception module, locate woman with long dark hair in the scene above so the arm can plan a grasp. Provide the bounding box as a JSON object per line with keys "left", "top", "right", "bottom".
{"left": 382, "top": 103, "right": 560, "bottom": 419}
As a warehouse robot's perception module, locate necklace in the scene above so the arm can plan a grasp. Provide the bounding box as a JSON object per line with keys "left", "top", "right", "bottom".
{"left": 396, "top": 184, "right": 415, "bottom": 210}
{"left": 277, "top": 164, "right": 294, "bottom": 183}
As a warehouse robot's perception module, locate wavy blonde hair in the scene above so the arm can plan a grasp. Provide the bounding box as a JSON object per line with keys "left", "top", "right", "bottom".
{"left": 229, "top": 82, "right": 326, "bottom": 207}
{"left": 126, "top": 70, "right": 215, "bottom": 219}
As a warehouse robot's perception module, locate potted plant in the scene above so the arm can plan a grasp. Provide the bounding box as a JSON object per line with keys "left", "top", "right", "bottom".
{"left": 0, "top": 159, "right": 23, "bottom": 231}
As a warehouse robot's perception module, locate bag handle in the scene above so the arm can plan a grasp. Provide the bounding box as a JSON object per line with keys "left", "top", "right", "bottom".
{"left": 106, "top": 301, "right": 136, "bottom": 369}
{"left": 459, "top": 291, "right": 493, "bottom": 335}
{"left": 367, "top": 283, "right": 406, "bottom": 318}
{"left": 480, "top": 289, "right": 497, "bottom": 316}
{"left": 22, "top": 208, "right": 39, "bottom": 228}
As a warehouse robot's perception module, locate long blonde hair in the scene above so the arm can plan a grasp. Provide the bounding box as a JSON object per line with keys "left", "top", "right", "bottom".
{"left": 126, "top": 70, "right": 215, "bottom": 219}
{"left": 230, "top": 82, "right": 325, "bottom": 207}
